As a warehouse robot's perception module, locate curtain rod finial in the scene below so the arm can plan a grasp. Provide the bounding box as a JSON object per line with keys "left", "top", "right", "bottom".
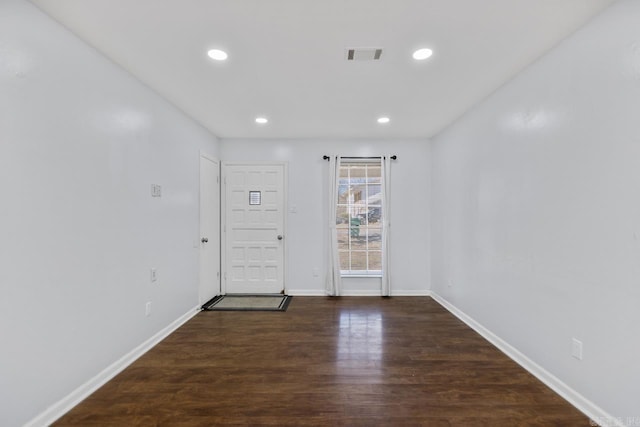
{"left": 323, "top": 155, "right": 330, "bottom": 161}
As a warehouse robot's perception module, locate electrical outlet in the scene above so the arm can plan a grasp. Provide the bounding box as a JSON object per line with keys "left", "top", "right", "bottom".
{"left": 312, "top": 268, "right": 319, "bottom": 277}
{"left": 447, "top": 280, "right": 453, "bottom": 288}
{"left": 572, "top": 338, "right": 583, "bottom": 360}
{"left": 151, "top": 268, "right": 157, "bottom": 282}
{"left": 145, "top": 302, "right": 152, "bottom": 317}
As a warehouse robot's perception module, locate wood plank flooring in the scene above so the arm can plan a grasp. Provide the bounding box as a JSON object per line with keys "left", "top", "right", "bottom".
{"left": 55, "top": 297, "right": 588, "bottom": 426}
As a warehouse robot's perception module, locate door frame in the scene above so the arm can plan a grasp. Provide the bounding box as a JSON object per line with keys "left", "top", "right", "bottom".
{"left": 221, "top": 161, "right": 288, "bottom": 295}
{"left": 198, "top": 151, "right": 221, "bottom": 305}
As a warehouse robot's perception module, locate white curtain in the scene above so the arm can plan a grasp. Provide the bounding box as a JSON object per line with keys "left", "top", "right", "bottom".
{"left": 381, "top": 156, "right": 392, "bottom": 296}
{"left": 326, "top": 156, "right": 342, "bottom": 296}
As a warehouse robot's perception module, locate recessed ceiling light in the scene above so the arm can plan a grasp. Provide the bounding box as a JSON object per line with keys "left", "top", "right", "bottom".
{"left": 207, "top": 49, "right": 228, "bottom": 61}
{"left": 412, "top": 48, "right": 433, "bottom": 60}
{"left": 255, "top": 117, "right": 268, "bottom": 124}
{"left": 377, "top": 117, "right": 390, "bottom": 124}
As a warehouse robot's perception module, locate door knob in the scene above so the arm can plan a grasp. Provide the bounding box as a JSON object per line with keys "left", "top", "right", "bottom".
{"left": 201, "top": 237, "right": 209, "bottom": 243}
{"left": 277, "top": 235, "right": 283, "bottom": 240}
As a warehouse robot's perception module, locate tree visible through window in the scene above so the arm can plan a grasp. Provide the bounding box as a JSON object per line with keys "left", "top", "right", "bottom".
{"left": 336, "top": 162, "right": 382, "bottom": 276}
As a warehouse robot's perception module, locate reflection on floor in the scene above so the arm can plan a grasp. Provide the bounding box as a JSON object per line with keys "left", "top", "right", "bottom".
{"left": 338, "top": 310, "right": 383, "bottom": 377}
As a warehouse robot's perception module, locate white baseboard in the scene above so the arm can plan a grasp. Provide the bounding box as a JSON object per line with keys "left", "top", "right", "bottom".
{"left": 286, "top": 289, "right": 327, "bottom": 296}
{"left": 286, "top": 289, "right": 384, "bottom": 297}
{"left": 391, "top": 290, "right": 432, "bottom": 296}
{"left": 340, "top": 289, "right": 383, "bottom": 296}
{"left": 25, "top": 306, "right": 201, "bottom": 427}
{"left": 341, "top": 290, "right": 432, "bottom": 296}
{"left": 287, "top": 289, "right": 432, "bottom": 297}
{"left": 430, "top": 292, "right": 623, "bottom": 427}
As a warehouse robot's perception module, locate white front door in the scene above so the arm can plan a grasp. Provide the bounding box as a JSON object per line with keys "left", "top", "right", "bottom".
{"left": 199, "top": 154, "right": 220, "bottom": 305}
{"left": 223, "top": 162, "right": 286, "bottom": 294}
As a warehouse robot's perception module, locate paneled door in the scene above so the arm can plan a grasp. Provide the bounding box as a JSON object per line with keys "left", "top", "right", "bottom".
{"left": 222, "top": 163, "right": 285, "bottom": 294}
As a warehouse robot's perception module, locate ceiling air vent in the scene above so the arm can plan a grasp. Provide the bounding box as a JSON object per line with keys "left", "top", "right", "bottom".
{"left": 346, "top": 48, "right": 382, "bottom": 61}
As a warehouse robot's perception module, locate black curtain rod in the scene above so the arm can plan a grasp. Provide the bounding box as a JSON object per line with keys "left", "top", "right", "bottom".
{"left": 322, "top": 155, "right": 397, "bottom": 161}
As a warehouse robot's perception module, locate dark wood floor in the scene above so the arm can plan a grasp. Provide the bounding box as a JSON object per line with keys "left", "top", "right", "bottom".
{"left": 55, "top": 297, "right": 588, "bottom": 426}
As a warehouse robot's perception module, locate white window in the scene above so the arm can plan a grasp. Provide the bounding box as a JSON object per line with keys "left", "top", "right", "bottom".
{"left": 336, "top": 161, "right": 382, "bottom": 276}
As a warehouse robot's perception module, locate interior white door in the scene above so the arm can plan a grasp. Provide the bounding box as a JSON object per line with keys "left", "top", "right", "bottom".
{"left": 223, "top": 163, "right": 285, "bottom": 294}
{"left": 199, "top": 154, "right": 220, "bottom": 305}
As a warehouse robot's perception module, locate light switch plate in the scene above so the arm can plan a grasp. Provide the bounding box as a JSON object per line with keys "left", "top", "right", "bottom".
{"left": 572, "top": 338, "right": 583, "bottom": 360}
{"left": 145, "top": 302, "right": 152, "bottom": 317}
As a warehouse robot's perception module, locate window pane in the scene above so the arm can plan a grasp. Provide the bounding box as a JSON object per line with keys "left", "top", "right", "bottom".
{"left": 350, "top": 251, "right": 367, "bottom": 270}
{"left": 367, "top": 185, "right": 382, "bottom": 202}
{"left": 352, "top": 186, "right": 365, "bottom": 203}
{"left": 337, "top": 184, "right": 349, "bottom": 203}
{"left": 339, "top": 251, "right": 350, "bottom": 270}
{"left": 368, "top": 165, "right": 381, "bottom": 178}
{"left": 368, "top": 227, "right": 382, "bottom": 249}
{"left": 350, "top": 166, "right": 366, "bottom": 178}
{"left": 337, "top": 228, "right": 350, "bottom": 251}
{"left": 368, "top": 251, "right": 382, "bottom": 270}
{"left": 366, "top": 208, "right": 381, "bottom": 224}
{"left": 336, "top": 206, "right": 349, "bottom": 225}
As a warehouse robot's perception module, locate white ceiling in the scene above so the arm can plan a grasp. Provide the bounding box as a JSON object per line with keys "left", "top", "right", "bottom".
{"left": 29, "top": 0, "right": 616, "bottom": 139}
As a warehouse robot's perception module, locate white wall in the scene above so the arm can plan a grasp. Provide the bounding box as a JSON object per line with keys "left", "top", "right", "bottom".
{"left": 221, "top": 138, "right": 431, "bottom": 296}
{"left": 0, "top": 1, "right": 219, "bottom": 425}
{"left": 430, "top": 0, "right": 640, "bottom": 421}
